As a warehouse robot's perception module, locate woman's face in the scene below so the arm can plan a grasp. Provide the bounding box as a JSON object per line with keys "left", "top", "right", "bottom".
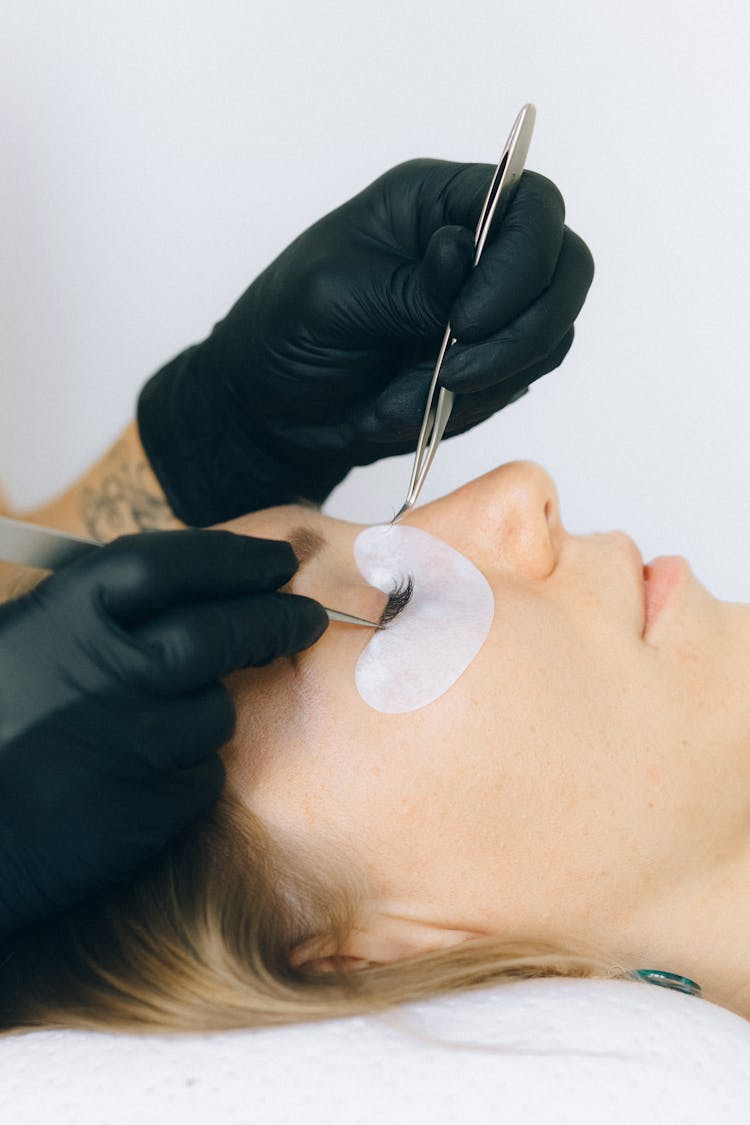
{"left": 219, "top": 462, "right": 750, "bottom": 971}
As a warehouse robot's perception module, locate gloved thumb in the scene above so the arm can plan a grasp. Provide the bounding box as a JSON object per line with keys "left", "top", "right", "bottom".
{"left": 399, "top": 225, "right": 475, "bottom": 337}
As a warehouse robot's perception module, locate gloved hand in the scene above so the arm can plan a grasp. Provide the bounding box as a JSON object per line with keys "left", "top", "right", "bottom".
{"left": 0, "top": 529, "right": 327, "bottom": 939}
{"left": 138, "top": 161, "right": 594, "bottom": 526}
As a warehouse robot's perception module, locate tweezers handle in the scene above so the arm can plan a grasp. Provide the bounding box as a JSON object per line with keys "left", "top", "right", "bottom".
{"left": 397, "top": 103, "right": 537, "bottom": 517}
{"left": 407, "top": 330, "right": 456, "bottom": 504}
{"left": 0, "top": 517, "right": 382, "bottom": 629}
{"left": 0, "top": 515, "right": 99, "bottom": 570}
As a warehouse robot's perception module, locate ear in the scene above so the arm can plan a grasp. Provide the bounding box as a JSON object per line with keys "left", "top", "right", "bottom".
{"left": 288, "top": 935, "right": 377, "bottom": 974}
{"left": 289, "top": 913, "right": 484, "bottom": 974}
{"left": 290, "top": 950, "right": 375, "bottom": 974}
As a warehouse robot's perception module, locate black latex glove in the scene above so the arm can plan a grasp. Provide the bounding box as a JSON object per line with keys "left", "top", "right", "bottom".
{"left": 0, "top": 529, "right": 327, "bottom": 939}
{"left": 138, "top": 161, "right": 594, "bottom": 526}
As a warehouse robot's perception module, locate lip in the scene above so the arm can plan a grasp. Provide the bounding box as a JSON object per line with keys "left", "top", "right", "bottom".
{"left": 642, "top": 556, "right": 689, "bottom": 636}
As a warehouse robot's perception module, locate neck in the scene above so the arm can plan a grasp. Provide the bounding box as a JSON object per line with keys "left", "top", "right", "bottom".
{"left": 631, "top": 598, "right": 750, "bottom": 1020}
{"left": 618, "top": 840, "right": 750, "bottom": 1020}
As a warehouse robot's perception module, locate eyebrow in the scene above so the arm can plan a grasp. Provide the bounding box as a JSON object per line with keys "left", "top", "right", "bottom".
{"left": 286, "top": 525, "right": 326, "bottom": 568}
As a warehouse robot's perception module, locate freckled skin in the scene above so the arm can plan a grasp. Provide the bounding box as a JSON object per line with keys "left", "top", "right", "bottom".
{"left": 218, "top": 461, "right": 750, "bottom": 1018}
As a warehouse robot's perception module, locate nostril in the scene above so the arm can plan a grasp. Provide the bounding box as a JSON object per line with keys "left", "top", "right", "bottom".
{"left": 544, "top": 501, "right": 552, "bottom": 525}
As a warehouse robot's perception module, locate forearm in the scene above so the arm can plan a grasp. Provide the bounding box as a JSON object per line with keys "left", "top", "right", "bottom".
{"left": 0, "top": 421, "right": 184, "bottom": 599}
{"left": 21, "top": 420, "right": 184, "bottom": 539}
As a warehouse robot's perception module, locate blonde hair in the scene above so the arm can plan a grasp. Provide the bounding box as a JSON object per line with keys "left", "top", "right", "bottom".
{"left": 0, "top": 564, "right": 636, "bottom": 1036}
{"left": 0, "top": 773, "right": 634, "bottom": 1038}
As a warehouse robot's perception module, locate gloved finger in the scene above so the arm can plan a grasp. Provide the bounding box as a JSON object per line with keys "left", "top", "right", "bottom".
{"left": 385, "top": 224, "right": 475, "bottom": 340}
{"left": 446, "top": 171, "right": 567, "bottom": 343}
{"left": 130, "top": 591, "right": 329, "bottom": 694}
{"left": 355, "top": 359, "right": 436, "bottom": 441}
{"left": 438, "top": 229, "right": 593, "bottom": 392}
{"left": 120, "top": 682, "right": 237, "bottom": 773}
{"left": 161, "top": 753, "right": 226, "bottom": 828}
{"left": 442, "top": 334, "right": 574, "bottom": 435}
{"left": 84, "top": 530, "right": 300, "bottom": 626}
{"left": 117, "top": 753, "right": 227, "bottom": 867}
{"left": 271, "top": 416, "right": 359, "bottom": 455}
{"left": 357, "top": 227, "right": 587, "bottom": 433}
{"left": 279, "top": 365, "right": 430, "bottom": 451}
{"left": 357, "top": 330, "right": 573, "bottom": 447}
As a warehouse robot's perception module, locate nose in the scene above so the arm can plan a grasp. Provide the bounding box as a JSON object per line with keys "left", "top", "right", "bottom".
{"left": 413, "top": 461, "right": 563, "bottom": 580}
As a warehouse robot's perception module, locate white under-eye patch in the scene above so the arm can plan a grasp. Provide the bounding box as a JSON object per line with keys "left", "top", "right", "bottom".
{"left": 353, "top": 525, "right": 494, "bottom": 713}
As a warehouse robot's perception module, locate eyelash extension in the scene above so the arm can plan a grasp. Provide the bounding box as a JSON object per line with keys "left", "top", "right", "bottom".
{"left": 379, "top": 574, "right": 415, "bottom": 626}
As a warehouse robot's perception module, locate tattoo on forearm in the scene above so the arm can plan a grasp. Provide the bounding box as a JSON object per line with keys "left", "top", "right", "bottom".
{"left": 80, "top": 446, "right": 181, "bottom": 539}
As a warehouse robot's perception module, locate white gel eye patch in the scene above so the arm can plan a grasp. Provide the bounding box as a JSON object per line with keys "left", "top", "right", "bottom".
{"left": 353, "top": 525, "right": 494, "bottom": 714}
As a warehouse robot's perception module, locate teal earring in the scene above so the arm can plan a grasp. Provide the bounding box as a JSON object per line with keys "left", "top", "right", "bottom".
{"left": 630, "top": 969, "right": 702, "bottom": 997}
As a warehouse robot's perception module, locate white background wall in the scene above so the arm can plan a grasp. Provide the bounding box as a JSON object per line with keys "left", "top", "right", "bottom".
{"left": 1, "top": 0, "right": 749, "bottom": 599}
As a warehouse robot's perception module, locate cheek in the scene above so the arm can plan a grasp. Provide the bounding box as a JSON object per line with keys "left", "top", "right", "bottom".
{"left": 467, "top": 625, "right": 683, "bottom": 875}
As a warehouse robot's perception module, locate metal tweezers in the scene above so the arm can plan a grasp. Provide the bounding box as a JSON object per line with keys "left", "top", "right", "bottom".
{"left": 0, "top": 516, "right": 384, "bottom": 630}
{"left": 391, "top": 102, "right": 537, "bottom": 523}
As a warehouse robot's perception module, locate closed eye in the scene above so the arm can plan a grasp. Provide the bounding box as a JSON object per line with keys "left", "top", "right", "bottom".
{"left": 379, "top": 574, "right": 415, "bottom": 626}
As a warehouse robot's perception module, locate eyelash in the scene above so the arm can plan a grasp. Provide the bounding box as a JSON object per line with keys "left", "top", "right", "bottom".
{"left": 379, "top": 574, "right": 415, "bottom": 626}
